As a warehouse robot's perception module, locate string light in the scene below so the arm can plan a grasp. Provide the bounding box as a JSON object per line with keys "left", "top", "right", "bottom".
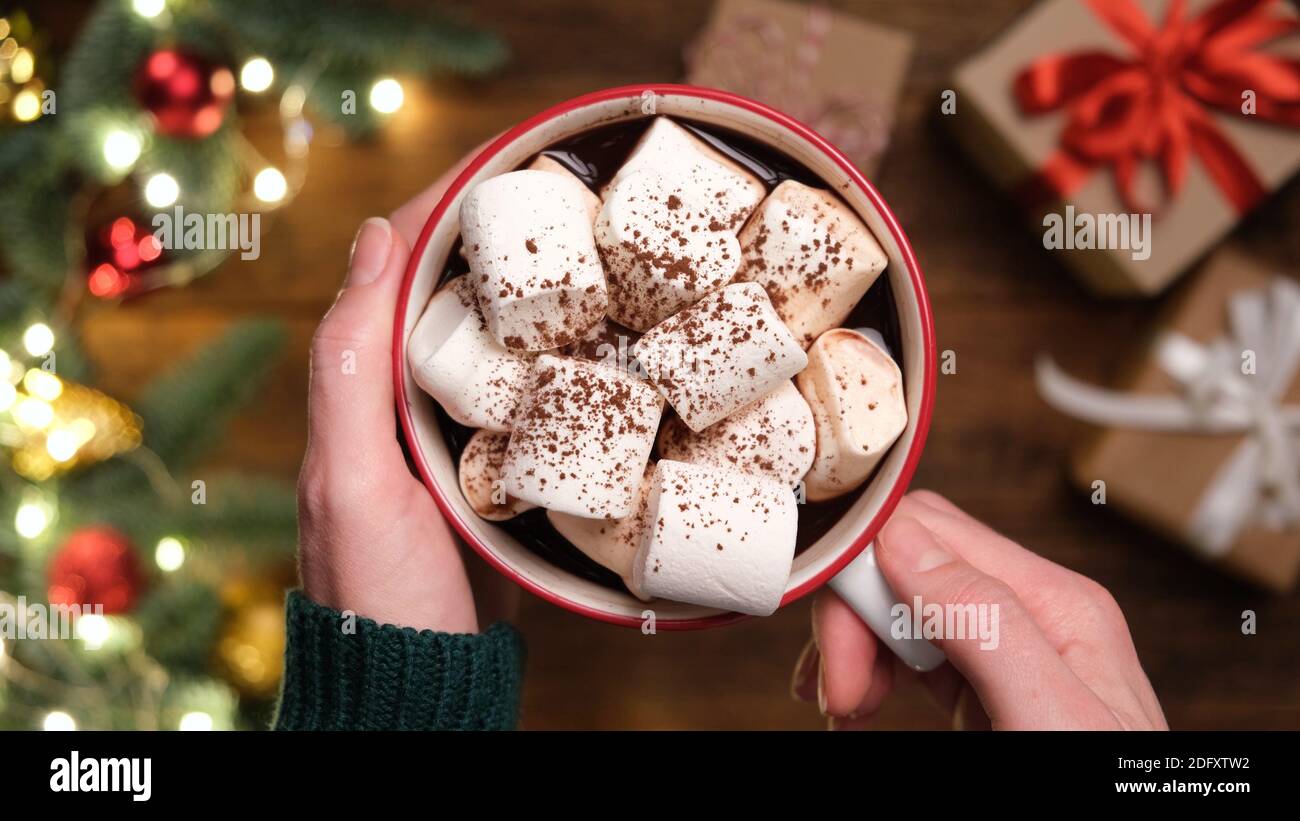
{"left": 102, "top": 129, "right": 142, "bottom": 172}
{"left": 75, "top": 614, "right": 112, "bottom": 650}
{"left": 49, "top": 418, "right": 97, "bottom": 464}
{"left": 14, "top": 499, "right": 52, "bottom": 539}
{"left": 132, "top": 0, "right": 166, "bottom": 19}
{"left": 253, "top": 167, "right": 287, "bottom": 203}
{"left": 179, "top": 711, "right": 213, "bottom": 731}
{"left": 0, "top": 352, "right": 14, "bottom": 413}
{"left": 43, "top": 711, "right": 76, "bottom": 731}
{"left": 240, "top": 57, "right": 273, "bottom": 93}
{"left": 155, "top": 536, "right": 186, "bottom": 572}
{"left": 12, "top": 88, "right": 39, "bottom": 122}
{"left": 23, "top": 368, "right": 62, "bottom": 402}
{"left": 10, "top": 47, "right": 33, "bottom": 84}
{"left": 22, "top": 322, "right": 54, "bottom": 356}
{"left": 369, "top": 78, "right": 404, "bottom": 114}
{"left": 11, "top": 396, "right": 53, "bottom": 430}
{"left": 45, "top": 428, "right": 79, "bottom": 462}
{"left": 144, "top": 172, "right": 179, "bottom": 208}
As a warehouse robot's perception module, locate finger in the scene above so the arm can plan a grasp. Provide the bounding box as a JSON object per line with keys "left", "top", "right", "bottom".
{"left": 905, "top": 488, "right": 966, "bottom": 517}
{"left": 903, "top": 493, "right": 1163, "bottom": 728}
{"left": 306, "top": 218, "right": 410, "bottom": 471}
{"left": 876, "top": 515, "right": 1111, "bottom": 729}
{"left": 828, "top": 648, "right": 895, "bottom": 729}
{"left": 390, "top": 138, "right": 497, "bottom": 247}
{"left": 790, "top": 638, "right": 820, "bottom": 703}
{"left": 895, "top": 491, "right": 1081, "bottom": 598}
{"left": 812, "top": 589, "right": 882, "bottom": 717}
{"left": 857, "top": 647, "right": 896, "bottom": 716}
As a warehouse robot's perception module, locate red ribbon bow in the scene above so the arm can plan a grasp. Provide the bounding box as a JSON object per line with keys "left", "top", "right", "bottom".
{"left": 1014, "top": 0, "right": 1300, "bottom": 214}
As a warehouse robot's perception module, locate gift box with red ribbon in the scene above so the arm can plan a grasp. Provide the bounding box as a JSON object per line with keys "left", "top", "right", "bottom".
{"left": 951, "top": 0, "right": 1300, "bottom": 295}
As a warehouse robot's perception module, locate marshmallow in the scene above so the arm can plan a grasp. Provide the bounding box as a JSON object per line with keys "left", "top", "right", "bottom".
{"left": 656, "top": 381, "right": 814, "bottom": 488}
{"left": 461, "top": 170, "right": 608, "bottom": 351}
{"left": 632, "top": 460, "right": 796, "bottom": 616}
{"left": 596, "top": 171, "right": 742, "bottom": 331}
{"left": 459, "top": 430, "right": 536, "bottom": 521}
{"left": 736, "top": 181, "right": 889, "bottom": 348}
{"left": 408, "top": 276, "right": 535, "bottom": 432}
{"left": 547, "top": 462, "right": 655, "bottom": 598}
{"left": 528, "top": 155, "right": 602, "bottom": 224}
{"left": 633, "top": 282, "right": 808, "bottom": 432}
{"left": 501, "top": 354, "right": 662, "bottom": 518}
{"left": 603, "top": 117, "right": 764, "bottom": 232}
{"left": 796, "top": 328, "right": 908, "bottom": 502}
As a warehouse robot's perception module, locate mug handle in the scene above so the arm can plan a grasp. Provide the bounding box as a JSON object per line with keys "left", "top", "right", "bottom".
{"left": 827, "top": 541, "right": 946, "bottom": 672}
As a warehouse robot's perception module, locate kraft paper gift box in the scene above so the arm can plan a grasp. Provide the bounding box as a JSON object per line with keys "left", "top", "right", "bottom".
{"left": 1039, "top": 246, "right": 1300, "bottom": 591}
{"left": 950, "top": 0, "right": 1300, "bottom": 296}
{"left": 686, "top": 0, "right": 914, "bottom": 176}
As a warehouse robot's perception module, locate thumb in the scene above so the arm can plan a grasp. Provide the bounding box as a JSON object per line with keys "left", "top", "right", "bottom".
{"left": 875, "top": 516, "right": 1105, "bottom": 729}
{"left": 306, "top": 217, "right": 410, "bottom": 469}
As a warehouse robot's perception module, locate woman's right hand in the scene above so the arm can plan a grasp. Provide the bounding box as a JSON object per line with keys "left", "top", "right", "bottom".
{"left": 792, "top": 491, "right": 1168, "bottom": 730}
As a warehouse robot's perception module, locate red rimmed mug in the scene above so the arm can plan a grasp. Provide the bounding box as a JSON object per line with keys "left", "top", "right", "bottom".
{"left": 393, "top": 84, "right": 942, "bottom": 670}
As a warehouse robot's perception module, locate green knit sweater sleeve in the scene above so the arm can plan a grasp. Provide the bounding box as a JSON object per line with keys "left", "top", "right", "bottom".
{"left": 274, "top": 591, "right": 524, "bottom": 730}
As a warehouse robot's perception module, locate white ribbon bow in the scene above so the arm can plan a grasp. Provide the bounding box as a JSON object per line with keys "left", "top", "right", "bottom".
{"left": 1036, "top": 278, "right": 1300, "bottom": 556}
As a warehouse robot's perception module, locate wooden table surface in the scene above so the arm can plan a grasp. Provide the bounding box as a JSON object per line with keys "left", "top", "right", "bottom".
{"left": 62, "top": 0, "right": 1299, "bottom": 729}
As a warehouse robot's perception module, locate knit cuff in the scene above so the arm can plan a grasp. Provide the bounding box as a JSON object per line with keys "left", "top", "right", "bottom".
{"left": 274, "top": 591, "right": 524, "bottom": 731}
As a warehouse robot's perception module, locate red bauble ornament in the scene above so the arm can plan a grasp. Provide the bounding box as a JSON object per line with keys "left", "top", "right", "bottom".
{"left": 84, "top": 215, "right": 165, "bottom": 298}
{"left": 132, "top": 48, "right": 234, "bottom": 139}
{"left": 48, "top": 527, "right": 145, "bottom": 614}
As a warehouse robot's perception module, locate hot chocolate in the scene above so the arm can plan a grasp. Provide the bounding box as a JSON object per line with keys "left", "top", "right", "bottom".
{"left": 411, "top": 115, "right": 906, "bottom": 611}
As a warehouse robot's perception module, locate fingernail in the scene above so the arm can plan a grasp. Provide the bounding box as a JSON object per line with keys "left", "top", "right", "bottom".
{"left": 953, "top": 686, "right": 992, "bottom": 731}
{"left": 790, "top": 639, "right": 820, "bottom": 702}
{"left": 829, "top": 715, "right": 867, "bottom": 731}
{"left": 816, "top": 659, "right": 827, "bottom": 716}
{"left": 346, "top": 217, "right": 393, "bottom": 287}
{"left": 881, "top": 516, "right": 953, "bottom": 573}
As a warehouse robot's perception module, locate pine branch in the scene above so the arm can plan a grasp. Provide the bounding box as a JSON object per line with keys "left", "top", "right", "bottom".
{"left": 133, "top": 318, "right": 286, "bottom": 471}
{"left": 305, "top": 67, "right": 383, "bottom": 139}
{"left": 143, "top": 124, "right": 242, "bottom": 215}
{"left": 136, "top": 582, "right": 224, "bottom": 674}
{"left": 46, "top": 333, "right": 95, "bottom": 385}
{"left": 0, "top": 278, "right": 44, "bottom": 327}
{"left": 0, "top": 122, "right": 73, "bottom": 285}
{"left": 160, "top": 677, "right": 239, "bottom": 730}
{"left": 0, "top": 118, "right": 61, "bottom": 176}
{"left": 208, "top": 0, "right": 508, "bottom": 76}
{"left": 65, "top": 473, "right": 298, "bottom": 555}
{"left": 59, "top": 0, "right": 157, "bottom": 114}
{"left": 175, "top": 476, "right": 298, "bottom": 551}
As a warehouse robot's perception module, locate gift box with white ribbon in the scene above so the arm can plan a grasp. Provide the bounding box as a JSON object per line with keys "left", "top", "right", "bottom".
{"left": 1038, "top": 246, "right": 1300, "bottom": 591}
